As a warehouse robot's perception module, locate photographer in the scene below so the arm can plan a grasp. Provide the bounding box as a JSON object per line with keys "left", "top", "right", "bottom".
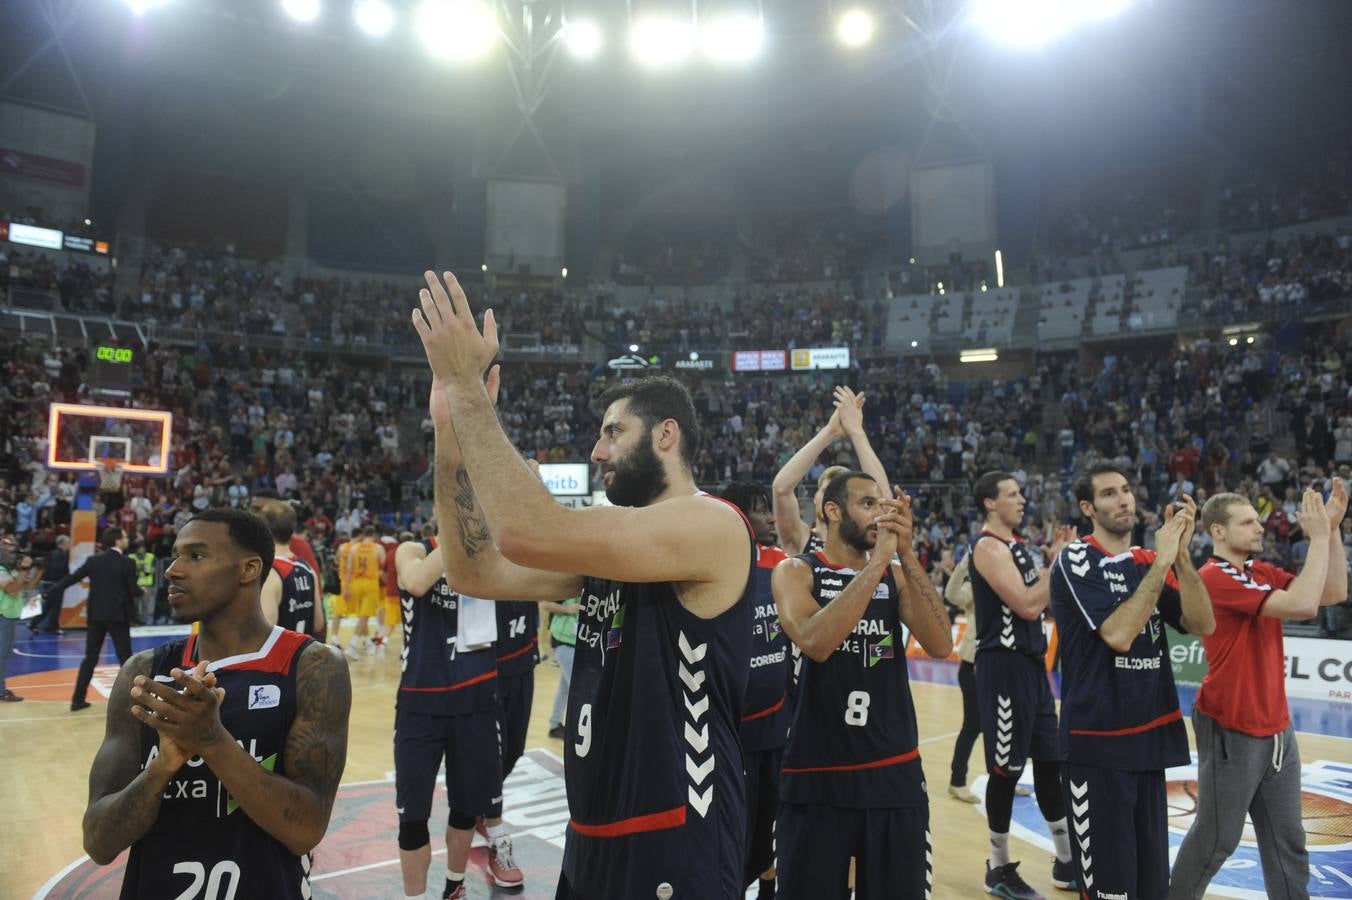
{"left": 1, "top": 533, "right": 44, "bottom": 701}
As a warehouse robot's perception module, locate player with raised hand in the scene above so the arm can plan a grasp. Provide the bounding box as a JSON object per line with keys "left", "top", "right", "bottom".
{"left": 772, "top": 385, "right": 891, "bottom": 556}
{"left": 411, "top": 270, "right": 755, "bottom": 900}
{"left": 771, "top": 473, "right": 952, "bottom": 899}
{"left": 1050, "top": 463, "right": 1213, "bottom": 900}
{"left": 1170, "top": 480, "right": 1346, "bottom": 899}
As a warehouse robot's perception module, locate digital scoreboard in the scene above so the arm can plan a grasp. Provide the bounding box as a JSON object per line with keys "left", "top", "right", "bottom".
{"left": 91, "top": 343, "right": 135, "bottom": 399}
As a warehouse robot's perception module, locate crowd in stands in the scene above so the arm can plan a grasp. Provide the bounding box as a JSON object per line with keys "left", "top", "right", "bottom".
{"left": 1184, "top": 229, "right": 1352, "bottom": 321}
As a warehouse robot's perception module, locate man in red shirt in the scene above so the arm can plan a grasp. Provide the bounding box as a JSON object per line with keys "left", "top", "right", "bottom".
{"left": 1169, "top": 481, "right": 1348, "bottom": 900}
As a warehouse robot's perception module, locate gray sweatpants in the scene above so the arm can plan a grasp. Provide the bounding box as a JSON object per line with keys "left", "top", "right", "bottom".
{"left": 1168, "top": 708, "right": 1309, "bottom": 900}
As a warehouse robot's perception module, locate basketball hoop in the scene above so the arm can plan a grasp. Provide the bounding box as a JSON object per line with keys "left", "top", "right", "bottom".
{"left": 101, "top": 458, "right": 122, "bottom": 472}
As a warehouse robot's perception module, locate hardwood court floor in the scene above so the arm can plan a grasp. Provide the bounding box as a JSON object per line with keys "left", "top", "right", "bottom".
{"left": 2, "top": 629, "right": 1347, "bottom": 899}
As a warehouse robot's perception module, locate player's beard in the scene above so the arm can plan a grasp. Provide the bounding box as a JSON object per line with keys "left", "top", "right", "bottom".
{"left": 838, "top": 515, "right": 875, "bottom": 553}
{"left": 603, "top": 437, "right": 668, "bottom": 507}
{"left": 1094, "top": 504, "right": 1134, "bottom": 538}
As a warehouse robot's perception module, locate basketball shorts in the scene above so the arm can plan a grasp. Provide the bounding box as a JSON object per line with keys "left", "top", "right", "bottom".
{"left": 496, "top": 669, "right": 534, "bottom": 780}
{"left": 382, "top": 595, "right": 401, "bottom": 627}
{"left": 976, "top": 650, "right": 1060, "bottom": 777}
{"left": 742, "top": 745, "right": 782, "bottom": 887}
{"left": 1062, "top": 763, "right": 1168, "bottom": 900}
{"left": 777, "top": 803, "right": 930, "bottom": 900}
{"left": 394, "top": 707, "right": 503, "bottom": 822}
{"left": 348, "top": 580, "right": 381, "bottom": 617}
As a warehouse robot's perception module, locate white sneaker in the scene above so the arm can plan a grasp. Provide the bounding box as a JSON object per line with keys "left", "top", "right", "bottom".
{"left": 343, "top": 642, "right": 361, "bottom": 660}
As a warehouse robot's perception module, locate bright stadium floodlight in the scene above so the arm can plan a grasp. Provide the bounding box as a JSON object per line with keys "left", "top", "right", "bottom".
{"left": 835, "top": 7, "right": 875, "bottom": 47}
{"left": 563, "top": 18, "right": 603, "bottom": 59}
{"left": 282, "top": 0, "right": 323, "bottom": 24}
{"left": 354, "top": 0, "right": 394, "bottom": 36}
{"left": 418, "top": 0, "right": 498, "bottom": 61}
{"left": 629, "top": 13, "right": 695, "bottom": 68}
{"left": 700, "top": 12, "right": 764, "bottom": 65}
{"left": 125, "top": 0, "right": 169, "bottom": 14}
{"left": 969, "top": 0, "right": 1130, "bottom": 48}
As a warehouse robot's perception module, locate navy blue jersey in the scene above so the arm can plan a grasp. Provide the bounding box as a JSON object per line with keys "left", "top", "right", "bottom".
{"left": 397, "top": 540, "right": 497, "bottom": 717}
{"left": 121, "top": 628, "right": 314, "bottom": 900}
{"left": 780, "top": 552, "right": 926, "bottom": 809}
{"left": 494, "top": 600, "right": 540, "bottom": 678}
{"left": 561, "top": 506, "right": 754, "bottom": 900}
{"left": 805, "top": 532, "right": 826, "bottom": 555}
{"left": 1050, "top": 536, "right": 1189, "bottom": 771}
{"left": 272, "top": 556, "right": 318, "bottom": 636}
{"left": 970, "top": 530, "right": 1048, "bottom": 658}
{"left": 743, "top": 543, "right": 791, "bottom": 753}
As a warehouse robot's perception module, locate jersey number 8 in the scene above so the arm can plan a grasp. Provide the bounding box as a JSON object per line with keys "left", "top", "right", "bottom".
{"left": 845, "top": 690, "right": 870, "bottom": 727}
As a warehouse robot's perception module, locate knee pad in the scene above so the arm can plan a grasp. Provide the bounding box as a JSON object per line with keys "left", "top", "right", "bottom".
{"left": 398, "top": 820, "right": 430, "bottom": 851}
{"left": 448, "top": 809, "right": 478, "bottom": 832}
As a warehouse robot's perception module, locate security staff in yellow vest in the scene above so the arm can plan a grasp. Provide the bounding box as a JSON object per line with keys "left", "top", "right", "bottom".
{"left": 130, "top": 540, "right": 156, "bottom": 625}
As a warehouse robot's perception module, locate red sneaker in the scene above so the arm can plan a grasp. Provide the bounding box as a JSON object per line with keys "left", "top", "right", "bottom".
{"left": 487, "top": 836, "right": 525, "bottom": 888}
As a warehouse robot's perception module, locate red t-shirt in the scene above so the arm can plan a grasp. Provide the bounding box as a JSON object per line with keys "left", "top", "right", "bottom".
{"left": 290, "top": 535, "right": 322, "bottom": 594}
{"left": 1194, "top": 557, "right": 1295, "bottom": 737}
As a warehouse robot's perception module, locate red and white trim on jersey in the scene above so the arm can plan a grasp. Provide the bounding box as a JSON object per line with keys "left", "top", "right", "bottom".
{"left": 170, "top": 626, "right": 309, "bottom": 678}
{"left": 497, "top": 634, "right": 539, "bottom": 664}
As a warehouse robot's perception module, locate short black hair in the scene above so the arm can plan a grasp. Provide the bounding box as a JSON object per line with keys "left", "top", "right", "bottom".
{"left": 820, "top": 470, "right": 876, "bottom": 523}
{"left": 598, "top": 375, "right": 702, "bottom": 470}
{"left": 1073, "top": 463, "right": 1134, "bottom": 507}
{"left": 255, "top": 500, "right": 296, "bottom": 545}
{"left": 100, "top": 527, "right": 123, "bottom": 548}
{"left": 972, "top": 471, "right": 1015, "bottom": 518}
{"left": 187, "top": 508, "right": 275, "bottom": 574}
{"left": 720, "top": 481, "right": 770, "bottom": 517}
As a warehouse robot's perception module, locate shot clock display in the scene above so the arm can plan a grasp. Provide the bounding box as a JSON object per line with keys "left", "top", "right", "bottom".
{"left": 91, "top": 343, "right": 135, "bottom": 398}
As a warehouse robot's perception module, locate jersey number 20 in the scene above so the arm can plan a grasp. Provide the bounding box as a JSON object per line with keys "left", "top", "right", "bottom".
{"left": 172, "top": 860, "right": 240, "bottom": 900}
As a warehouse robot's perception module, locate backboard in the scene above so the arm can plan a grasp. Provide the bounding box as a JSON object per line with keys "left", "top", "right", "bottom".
{"left": 46, "top": 403, "right": 174, "bottom": 475}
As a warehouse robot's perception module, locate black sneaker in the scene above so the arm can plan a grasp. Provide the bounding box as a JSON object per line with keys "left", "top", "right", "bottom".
{"left": 70, "top": 699, "right": 91, "bottom": 711}
{"left": 1051, "top": 857, "right": 1077, "bottom": 891}
{"left": 548, "top": 724, "right": 565, "bottom": 739}
{"left": 985, "top": 861, "right": 1044, "bottom": 899}
{"left": 0, "top": 690, "right": 23, "bottom": 702}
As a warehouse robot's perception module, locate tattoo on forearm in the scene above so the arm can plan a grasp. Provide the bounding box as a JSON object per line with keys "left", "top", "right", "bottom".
{"left": 452, "top": 466, "right": 492, "bottom": 559}
{"left": 901, "top": 556, "right": 949, "bottom": 633}
{"left": 286, "top": 646, "right": 351, "bottom": 821}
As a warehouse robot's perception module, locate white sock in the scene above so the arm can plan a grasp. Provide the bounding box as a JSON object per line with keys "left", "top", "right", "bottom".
{"left": 1047, "top": 816, "right": 1071, "bottom": 863}
{"left": 989, "top": 831, "right": 1011, "bottom": 868}
{"left": 486, "top": 822, "right": 508, "bottom": 842}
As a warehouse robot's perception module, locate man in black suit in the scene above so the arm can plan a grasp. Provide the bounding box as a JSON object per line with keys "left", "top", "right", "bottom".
{"left": 43, "top": 528, "right": 142, "bottom": 711}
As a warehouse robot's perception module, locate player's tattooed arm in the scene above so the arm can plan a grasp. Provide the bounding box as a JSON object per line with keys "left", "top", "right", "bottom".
{"left": 83, "top": 651, "right": 176, "bottom": 865}
{"left": 199, "top": 643, "right": 351, "bottom": 855}
{"left": 451, "top": 464, "right": 493, "bottom": 558}
{"left": 894, "top": 554, "right": 954, "bottom": 658}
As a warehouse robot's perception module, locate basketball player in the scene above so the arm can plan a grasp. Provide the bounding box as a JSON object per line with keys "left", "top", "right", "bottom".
{"left": 257, "top": 500, "right": 325, "bottom": 641}
{"left": 332, "top": 531, "right": 353, "bottom": 647}
{"left": 343, "top": 525, "right": 385, "bottom": 659}
{"left": 412, "top": 269, "right": 754, "bottom": 900}
{"left": 82, "top": 508, "right": 351, "bottom": 899}
{"left": 968, "top": 471, "right": 1078, "bottom": 897}
{"left": 772, "top": 385, "right": 889, "bottom": 555}
{"left": 393, "top": 532, "right": 523, "bottom": 898}
{"left": 1049, "top": 464, "right": 1213, "bottom": 900}
{"left": 721, "top": 481, "right": 788, "bottom": 899}
{"left": 771, "top": 471, "right": 953, "bottom": 899}
{"left": 1169, "top": 482, "right": 1346, "bottom": 900}
{"left": 377, "top": 527, "right": 402, "bottom": 656}
{"left": 251, "top": 490, "right": 322, "bottom": 589}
